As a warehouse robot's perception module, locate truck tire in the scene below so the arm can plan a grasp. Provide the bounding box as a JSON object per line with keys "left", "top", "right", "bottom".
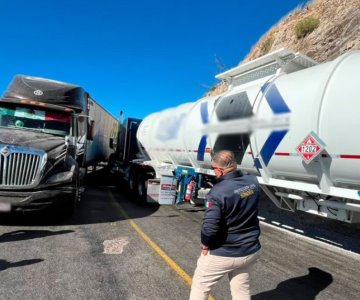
{"left": 136, "top": 175, "right": 147, "bottom": 203}
{"left": 107, "top": 153, "right": 116, "bottom": 171}
{"left": 128, "top": 170, "right": 137, "bottom": 196}
{"left": 63, "top": 176, "right": 80, "bottom": 217}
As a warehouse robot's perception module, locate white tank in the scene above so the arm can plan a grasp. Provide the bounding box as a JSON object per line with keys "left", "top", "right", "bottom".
{"left": 137, "top": 96, "right": 219, "bottom": 170}
{"left": 137, "top": 50, "right": 360, "bottom": 191}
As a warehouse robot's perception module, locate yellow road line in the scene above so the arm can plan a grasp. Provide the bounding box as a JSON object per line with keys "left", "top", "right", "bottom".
{"left": 114, "top": 200, "right": 215, "bottom": 300}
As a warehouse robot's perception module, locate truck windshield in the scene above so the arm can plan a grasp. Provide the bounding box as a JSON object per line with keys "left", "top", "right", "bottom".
{"left": 0, "top": 104, "right": 72, "bottom": 136}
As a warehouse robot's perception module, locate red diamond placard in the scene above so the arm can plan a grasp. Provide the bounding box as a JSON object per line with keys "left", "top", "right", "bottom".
{"left": 296, "top": 132, "right": 325, "bottom": 164}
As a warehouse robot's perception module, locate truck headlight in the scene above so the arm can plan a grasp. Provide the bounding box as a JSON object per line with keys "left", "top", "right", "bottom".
{"left": 46, "top": 170, "right": 74, "bottom": 184}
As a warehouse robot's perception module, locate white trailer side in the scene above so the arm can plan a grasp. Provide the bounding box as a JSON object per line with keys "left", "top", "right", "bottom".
{"left": 85, "top": 96, "right": 118, "bottom": 167}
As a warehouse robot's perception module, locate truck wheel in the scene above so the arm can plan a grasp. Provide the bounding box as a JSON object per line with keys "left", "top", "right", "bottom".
{"left": 107, "top": 153, "right": 116, "bottom": 171}
{"left": 63, "top": 177, "right": 80, "bottom": 216}
{"left": 128, "top": 170, "right": 137, "bottom": 196}
{"left": 136, "top": 175, "right": 147, "bottom": 203}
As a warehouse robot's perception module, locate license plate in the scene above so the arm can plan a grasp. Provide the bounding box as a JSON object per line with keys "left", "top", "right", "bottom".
{"left": 0, "top": 202, "right": 11, "bottom": 212}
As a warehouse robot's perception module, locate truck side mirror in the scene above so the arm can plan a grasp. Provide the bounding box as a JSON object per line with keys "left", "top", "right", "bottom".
{"left": 65, "top": 135, "right": 77, "bottom": 157}
{"left": 87, "top": 120, "right": 95, "bottom": 140}
{"left": 65, "top": 135, "right": 76, "bottom": 146}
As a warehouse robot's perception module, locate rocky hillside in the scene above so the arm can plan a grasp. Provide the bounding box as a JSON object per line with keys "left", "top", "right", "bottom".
{"left": 208, "top": 0, "right": 360, "bottom": 95}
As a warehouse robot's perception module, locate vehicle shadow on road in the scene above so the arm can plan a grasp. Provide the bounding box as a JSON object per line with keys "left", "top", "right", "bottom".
{"left": 253, "top": 267, "right": 333, "bottom": 300}
{"left": 79, "top": 167, "right": 161, "bottom": 222}
{"left": 0, "top": 187, "right": 160, "bottom": 226}
{"left": 258, "top": 194, "right": 360, "bottom": 254}
{"left": 0, "top": 229, "right": 74, "bottom": 243}
{"left": 0, "top": 258, "right": 44, "bottom": 272}
{"left": 0, "top": 169, "right": 160, "bottom": 226}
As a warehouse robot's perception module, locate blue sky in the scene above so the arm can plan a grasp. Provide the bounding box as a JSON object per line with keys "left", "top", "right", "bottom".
{"left": 0, "top": 0, "right": 306, "bottom": 119}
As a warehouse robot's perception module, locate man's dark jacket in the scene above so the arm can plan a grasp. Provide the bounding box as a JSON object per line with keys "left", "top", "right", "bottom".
{"left": 201, "top": 170, "right": 261, "bottom": 257}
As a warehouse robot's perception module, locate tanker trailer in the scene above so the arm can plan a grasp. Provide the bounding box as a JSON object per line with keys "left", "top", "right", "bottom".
{"left": 122, "top": 48, "right": 360, "bottom": 223}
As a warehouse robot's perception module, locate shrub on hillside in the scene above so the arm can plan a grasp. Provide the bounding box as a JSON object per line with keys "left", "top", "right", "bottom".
{"left": 260, "top": 33, "right": 275, "bottom": 55}
{"left": 294, "top": 16, "right": 320, "bottom": 39}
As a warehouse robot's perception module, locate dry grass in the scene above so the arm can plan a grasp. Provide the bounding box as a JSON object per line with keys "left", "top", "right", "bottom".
{"left": 294, "top": 16, "right": 320, "bottom": 38}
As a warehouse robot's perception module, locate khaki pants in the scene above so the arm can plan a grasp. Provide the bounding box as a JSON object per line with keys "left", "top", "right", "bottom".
{"left": 189, "top": 250, "right": 260, "bottom": 300}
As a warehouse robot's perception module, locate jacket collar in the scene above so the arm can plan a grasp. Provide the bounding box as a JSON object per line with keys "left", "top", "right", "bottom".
{"left": 218, "top": 170, "right": 243, "bottom": 182}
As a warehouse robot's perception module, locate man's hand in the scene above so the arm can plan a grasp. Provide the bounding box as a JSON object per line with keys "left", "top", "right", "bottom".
{"left": 201, "top": 245, "right": 209, "bottom": 256}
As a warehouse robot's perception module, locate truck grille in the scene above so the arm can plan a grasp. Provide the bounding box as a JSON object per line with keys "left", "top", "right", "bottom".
{"left": 0, "top": 145, "right": 46, "bottom": 188}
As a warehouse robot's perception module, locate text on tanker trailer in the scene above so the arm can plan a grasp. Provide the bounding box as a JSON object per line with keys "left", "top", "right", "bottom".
{"left": 113, "top": 48, "right": 360, "bottom": 223}
{"left": 0, "top": 75, "right": 118, "bottom": 213}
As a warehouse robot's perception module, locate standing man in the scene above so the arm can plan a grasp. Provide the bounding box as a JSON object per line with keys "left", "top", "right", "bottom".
{"left": 190, "top": 150, "right": 261, "bottom": 300}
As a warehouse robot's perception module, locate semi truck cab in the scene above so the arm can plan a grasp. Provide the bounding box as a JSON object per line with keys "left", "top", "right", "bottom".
{"left": 0, "top": 75, "right": 87, "bottom": 214}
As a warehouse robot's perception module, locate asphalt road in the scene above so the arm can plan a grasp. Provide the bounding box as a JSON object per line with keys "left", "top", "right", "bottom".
{"left": 0, "top": 174, "right": 359, "bottom": 300}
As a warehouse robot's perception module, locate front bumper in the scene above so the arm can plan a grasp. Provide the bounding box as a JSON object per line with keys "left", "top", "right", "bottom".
{"left": 0, "top": 186, "right": 75, "bottom": 212}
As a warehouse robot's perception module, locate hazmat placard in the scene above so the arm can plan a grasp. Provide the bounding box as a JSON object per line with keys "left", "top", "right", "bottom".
{"left": 296, "top": 131, "right": 326, "bottom": 164}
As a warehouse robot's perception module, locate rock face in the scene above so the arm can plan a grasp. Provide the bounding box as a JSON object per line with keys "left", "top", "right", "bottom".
{"left": 245, "top": 0, "right": 360, "bottom": 63}
{"left": 208, "top": 0, "right": 360, "bottom": 95}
